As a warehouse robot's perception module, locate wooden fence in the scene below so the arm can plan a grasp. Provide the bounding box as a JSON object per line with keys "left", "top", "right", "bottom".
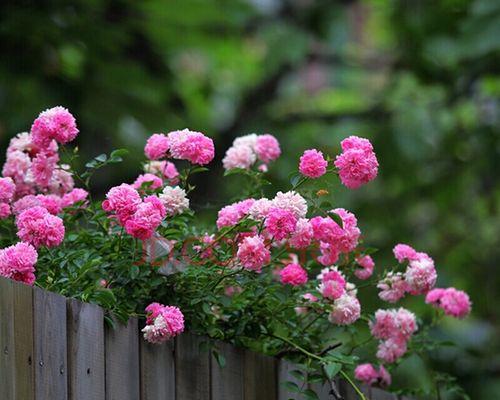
{"left": 0, "top": 277, "right": 406, "bottom": 400}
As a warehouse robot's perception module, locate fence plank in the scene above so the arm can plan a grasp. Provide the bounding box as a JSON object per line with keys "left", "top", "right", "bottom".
{"left": 310, "top": 381, "right": 336, "bottom": 400}
{"left": 175, "top": 333, "right": 210, "bottom": 400}
{"left": 371, "top": 387, "right": 398, "bottom": 399}
{"left": 67, "top": 299, "right": 105, "bottom": 400}
{"left": 211, "top": 341, "right": 245, "bottom": 400}
{"left": 33, "top": 286, "right": 68, "bottom": 400}
{"left": 278, "top": 360, "right": 306, "bottom": 400}
{"left": 140, "top": 338, "right": 175, "bottom": 400}
{"left": 0, "top": 278, "right": 15, "bottom": 400}
{"left": 105, "top": 317, "right": 140, "bottom": 400}
{"left": 13, "top": 281, "right": 34, "bottom": 400}
{"left": 244, "top": 349, "right": 277, "bottom": 400}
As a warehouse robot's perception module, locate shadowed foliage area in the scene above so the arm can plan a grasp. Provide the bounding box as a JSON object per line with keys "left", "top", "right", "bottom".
{"left": 1, "top": 0, "right": 498, "bottom": 398}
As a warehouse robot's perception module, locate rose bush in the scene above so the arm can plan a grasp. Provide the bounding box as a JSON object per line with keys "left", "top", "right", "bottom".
{"left": 0, "top": 107, "right": 472, "bottom": 399}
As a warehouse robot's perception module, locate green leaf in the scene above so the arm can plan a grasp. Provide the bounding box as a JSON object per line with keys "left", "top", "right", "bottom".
{"left": 281, "top": 381, "right": 301, "bottom": 393}
{"left": 130, "top": 265, "right": 140, "bottom": 279}
{"left": 290, "top": 173, "right": 302, "bottom": 187}
{"left": 110, "top": 149, "right": 129, "bottom": 159}
{"left": 95, "top": 153, "right": 107, "bottom": 162}
{"left": 302, "top": 388, "right": 320, "bottom": 400}
{"left": 324, "top": 362, "right": 341, "bottom": 379}
{"left": 212, "top": 350, "right": 226, "bottom": 368}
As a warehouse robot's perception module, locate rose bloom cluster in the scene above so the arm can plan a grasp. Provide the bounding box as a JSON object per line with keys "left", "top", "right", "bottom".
{"left": 222, "top": 133, "right": 281, "bottom": 171}
{"left": 0, "top": 111, "right": 473, "bottom": 393}
{"left": 426, "top": 287, "right": 471, "bottom": 318}
{"left": 0, "top": 107, "right": 90, "bottom": 285}
{"left": 377, "top": 244, "right": 438, "bottom": 303}
{"left": 144, "top": 129, "right": 215, "bottom": 165}
{"left": 3, "top": 108, "right": 81, "bottom": 199}
{"left": 354, "top": 363, "right": 391, "bottom": 388}
{"left": 370, "top": 308, "right": 418, "bottom": 364}
{"left": 142, "top": 302, "right": 185, "bottom": 344}
{"left": 334, "top": 136, "right": 379, "bottom": 189}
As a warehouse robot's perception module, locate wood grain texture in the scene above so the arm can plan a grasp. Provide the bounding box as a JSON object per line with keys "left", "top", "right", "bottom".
{"left": 211, "top": 340, "right": 245, "bottom": 400}
{"left": 0, "top": 278, "right": 15, "bottom": 400}
{"left": 105, "top": 317, "right": 140, "bottom": 400}
{"left": 13, "top": 281, "right": 34, "bottom": 400}
{"left": 175, "top": 333, "right": 210, "bottom": 400}
{"left": 67, "top": 299, "right": 105, "bottom": 400}
{"left": 33, "top": 286, "right": 68, "bottom": 400}
{"left": 140, "top": 338, "right": 175, "bottom": 400}
{"left": 244, "top": 349, "right": 277, "bottom": 400}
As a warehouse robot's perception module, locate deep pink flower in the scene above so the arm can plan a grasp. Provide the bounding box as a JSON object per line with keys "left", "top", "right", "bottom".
{"left": 102, "top": 184, "right": 141, "bottom": 224}
{"left": 143, "top": 195, "right": 167, "bottom": 219}
{"left": 393, "top": 243, "right": 419, "bottom": 263}
{"left": 32, "top": 151, "right": 59, "bottom": 188}
{"left": 48, "top": 168, "right": 75, "bottom": 196}
{"left": 125, "top": 200, "right": 165, "bottom": 240}
{"left": 216, "top": 199, "right": 255, "bottom": 229}
{"left": 378, "top": 365, "right": 391, "bottom": 387}
{"left": 31, "top": 106, "right": 79, "bottom": 148}
{"left": 340, "top": 136, "right": 374, "bottom": 152}
{"left": 331, "top": 208, "right": 360, "bottom": 253}
{"left": 2, "top": 150, "right": 32, "bottom": 189}
{"left": 264, "top": 207, "right": 297, "bottom": 241}
{"left": 355, "top": 255, "right": 375, "bottom": 280}
{"left": 16, "top": 206, "right": 65, "bottom": 248}
{"left": 255, "top": 134, "right": 281, "bottom": 164}
{"left": 61, "top": 188, "right": 89, "bottom": 208}
{"left": 144, "top": 133, "right": 170, "bottom": 160}
{"left": 0, "top": 242, "right": 38, "bottom": 285}
{"left": 289, "top": 218, "right": 313, "bottom": 249}
{"left": 299, "top": 149, "right": 328, "bottom": 178}
{"left": 425, "top": 288, "right": 445, "bottom": 305}
{"left": 426, "top": 288, "right": 471, "bottom": 318}
{"left": 377, "top": 272, "right": 408, "bottom": 303}
{"left": 168, "top": 129, "right": 215, "bottom": 165}
{"left": 222, "top": 144, "right": 256, "bottom": 170}
{"left": 318, "top": 268, "right": 346, "bottom": 300}
{"left": 142, "top": 303, "right": 184, "bottom": 343}
{"left": 329, "top": 294, "right": 361, "bottom": 325}
{"left": 316, "top": 241, "right": 340, "bottom": 266}
{"left": 370, "top": 308, "right": 417, "bottom": 349}
{"left": 0, "top": 203, "right": 11, "bottom": 219}
{"left": 132, "top": 173, "right": 163, "bottom": 191}
{"left": 310, "top": 216, "right": 343, "bottom": 244}
{"left": 376, "top": 338, "right": 407, "bottom": 364}
{"left": 237, "top": 235, "right": 270, "bottom": 272}
{"left": 279, "top": 263, "right": 308, "bottom": 286}
{"left": 334, "top": 136, "right": 378, "bottom": 189}
{"left": 0, "top": 177, "right": 16, "bottom": 203}
{"left": 354, "top": 364, "right": 379, "bottom": 386}
{"left": 272, "top": 191, "right": 307, "bottom": 219}
{"left": 404, "top": 256, "right": 437, "bottom": 295}
{"left": 36, "top": 194, "right": 62, "bottom": 215}
{"left": 370, "top": 309, "right": 399, "bottom": 340}
{"left": 12, "top": 195, "right": 40, "bottom": 215}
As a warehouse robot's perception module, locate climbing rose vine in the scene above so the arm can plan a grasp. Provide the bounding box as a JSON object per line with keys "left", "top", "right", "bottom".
{"left": 0, "top": 107, "right": 472, "bottom": 399}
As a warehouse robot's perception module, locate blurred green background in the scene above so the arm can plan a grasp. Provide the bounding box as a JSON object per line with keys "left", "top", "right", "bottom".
{"left": 1, "top": 0, "right": 499, "bottom": 398}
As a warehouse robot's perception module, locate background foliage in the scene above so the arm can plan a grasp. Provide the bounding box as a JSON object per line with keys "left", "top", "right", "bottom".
{"left": 1, "top": 0, "right": 498, "bottom": 398}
